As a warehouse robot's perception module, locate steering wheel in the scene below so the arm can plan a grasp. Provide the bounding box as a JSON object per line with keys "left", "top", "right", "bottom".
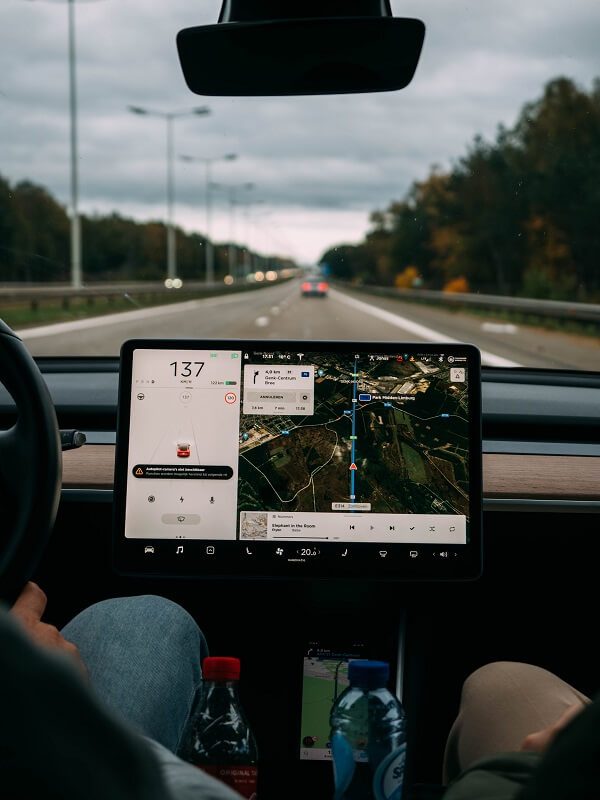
{"left": 0, "top": 319, "right": 62, "bottom": 605}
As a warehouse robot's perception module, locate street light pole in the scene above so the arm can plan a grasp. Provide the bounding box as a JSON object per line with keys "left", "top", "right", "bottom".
{"left": 242, "top": 186, "right": 258, "bottom": 276}
{"left": 244, "top": 202, "right": 251, "bottom": 275}
{"left": 26, "top": 0, "right": 90, "bottom": 287}
{"left": 67, "top": 0, "right": 81, "bottom": 288}
{"left": 166, "top": 114, "right": 175, "bottom": 281}
{"left": 227, "top": 183, "right": 255, "bottom": 277}
{"left": 179, "top": 154, "right": 237, "bottom": 283}
{"left": 205, "top": 159, "right": 214, "bottom": 283}
{"left": 229, "top": 187, "right": 236, "bottom": 278}
{"left": 129, "top": 105, "right": 210, "bottom": 282}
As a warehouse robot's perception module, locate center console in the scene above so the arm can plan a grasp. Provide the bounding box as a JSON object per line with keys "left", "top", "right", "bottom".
{"left": 112, "top": 338, "right": 482, "bottom": 796}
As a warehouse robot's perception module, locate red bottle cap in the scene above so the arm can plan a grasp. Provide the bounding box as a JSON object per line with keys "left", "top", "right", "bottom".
{"left": 203, "top": 656, "right": 241, "bottom": 681}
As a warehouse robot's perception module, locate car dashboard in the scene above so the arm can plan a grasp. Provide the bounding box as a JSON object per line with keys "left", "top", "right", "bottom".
{"left": 13, "top": 360, "right": 593, "bottom": 506}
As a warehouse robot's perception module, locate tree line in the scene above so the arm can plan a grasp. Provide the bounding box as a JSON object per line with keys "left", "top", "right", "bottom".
{"left": 321, "top": 77, "right": 600, "bottom": 301}
{"left": 0, "top": 175, "right": 292, "bottom": 283}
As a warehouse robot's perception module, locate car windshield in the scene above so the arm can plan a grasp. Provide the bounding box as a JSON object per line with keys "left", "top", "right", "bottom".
{"left": 2, "top": 0, "right": 599, "bottom": 368}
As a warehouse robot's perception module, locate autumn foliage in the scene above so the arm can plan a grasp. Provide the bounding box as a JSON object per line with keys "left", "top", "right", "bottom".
{"left": 443, "top": 277, "right": 469, "bottom": 294}
{"left": 322, "top": 76, "right": 600, "bottom": 301}
{"left": 395, "top": 266, "right": 420, "bottom": 289}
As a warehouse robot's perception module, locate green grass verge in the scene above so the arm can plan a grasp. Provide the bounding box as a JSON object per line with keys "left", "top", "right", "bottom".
{"left": 0, "top": 285, "right": 269, "bottom": 330}
{"left": 348, "top": 285, "right": 600, "bottom": 339}
{"left": 453, "top": 304, "right": 600, "bottom": 338}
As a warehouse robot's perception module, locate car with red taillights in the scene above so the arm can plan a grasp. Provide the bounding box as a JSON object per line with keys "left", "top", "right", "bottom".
{"left": 301, "top": 274, "right": 328, "bottom": 297}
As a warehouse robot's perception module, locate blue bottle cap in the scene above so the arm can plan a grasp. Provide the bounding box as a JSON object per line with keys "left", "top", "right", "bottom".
{"left": 348, "top": 660, "right": 390, "bottom": 688}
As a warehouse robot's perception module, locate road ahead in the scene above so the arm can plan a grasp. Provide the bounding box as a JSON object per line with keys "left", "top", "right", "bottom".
{"left": 18, "top": 281, "right": 599, "bottom": 369}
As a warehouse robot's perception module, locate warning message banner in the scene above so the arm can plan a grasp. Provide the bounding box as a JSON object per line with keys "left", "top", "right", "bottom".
{"left": 132, "top": 464, "right": 233, "bottom": 480}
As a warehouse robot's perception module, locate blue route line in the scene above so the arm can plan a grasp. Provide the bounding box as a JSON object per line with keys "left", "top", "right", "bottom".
{"left": 351, "top": 357, "right": 357, "bottom": 506}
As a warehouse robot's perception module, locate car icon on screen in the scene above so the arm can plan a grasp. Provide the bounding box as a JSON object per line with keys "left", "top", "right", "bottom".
{"left": 177, "top": 442, "right": 191, "bottom": 458}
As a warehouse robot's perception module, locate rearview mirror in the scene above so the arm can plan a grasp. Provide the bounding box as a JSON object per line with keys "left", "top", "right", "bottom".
{"left": 177, "top": 16, "right": 425, "bottom": 97}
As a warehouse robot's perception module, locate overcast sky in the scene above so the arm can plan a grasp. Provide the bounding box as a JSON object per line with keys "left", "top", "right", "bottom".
{"left": 2, "top": 0, "right": 600, "bottom": 264}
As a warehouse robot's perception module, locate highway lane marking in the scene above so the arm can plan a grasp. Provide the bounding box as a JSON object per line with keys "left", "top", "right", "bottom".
{"left": 330, "top": 288, "right": 522, "bottom": 368}
{"left": 255, "top": 316, "right": 269, "bottom": 327}
{"left": 15, "top": 286, "right": 288, "bottom": 340}
{"left": 481, "top": 322, "right": 518, "bottom": 334}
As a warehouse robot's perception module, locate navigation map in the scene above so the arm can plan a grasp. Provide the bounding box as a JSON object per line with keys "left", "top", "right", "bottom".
{"left": 300, "top": 656, "right": 352, "bottom": 761}
{"left": 237, "top": 353, "right": 469, "bottom": 520}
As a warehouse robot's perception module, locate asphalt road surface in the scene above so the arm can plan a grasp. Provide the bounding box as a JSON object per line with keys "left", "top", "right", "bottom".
{"left": 17, "top": 281, "right": 599, "bottom": 369}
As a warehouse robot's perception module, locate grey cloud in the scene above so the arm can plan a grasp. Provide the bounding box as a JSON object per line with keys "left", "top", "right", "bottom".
{"left": 2, "top": 0, "right": 600, "bottom": 261}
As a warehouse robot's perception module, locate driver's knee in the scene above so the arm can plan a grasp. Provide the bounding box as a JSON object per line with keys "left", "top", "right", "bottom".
{"left": 64, "top": 592, "right": 197, "bottom": 629}
{"left": 61, "top": 595, "right": 208, "bottom": 751}
{"left": 62, "top": 594, "right": 207, "bottom": 679}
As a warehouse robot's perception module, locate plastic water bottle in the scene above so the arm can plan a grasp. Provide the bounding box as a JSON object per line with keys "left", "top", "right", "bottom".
{"left": 180, "top": 656, "right": 258, "bottom": 799}
{"left": 329, "top": 660, "right": 407, "bottom": 800}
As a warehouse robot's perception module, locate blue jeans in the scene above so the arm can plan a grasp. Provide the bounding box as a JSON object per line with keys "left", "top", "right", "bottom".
{"left": 62, "top": 595, "right": 207, "bottom": 755}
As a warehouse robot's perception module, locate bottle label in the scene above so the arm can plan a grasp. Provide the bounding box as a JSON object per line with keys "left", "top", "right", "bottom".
{"left": 331, "top": 731, "right": 356, "bottom": 800}
{"left": 198, "top": 765, "right": 258, "bottom": 799}
{"left": 372, "top": 743, "right": 406, "bottom": 800}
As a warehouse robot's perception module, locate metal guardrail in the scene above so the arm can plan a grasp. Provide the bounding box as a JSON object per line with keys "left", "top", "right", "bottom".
{"left": 3, "top": 278, "right": 598, "bottom": 327}
{"left": 336, "top": 282, "right": 600, "bottom": 326}
{"left": 0, "top": 278, "right": 287, "bottom": 311}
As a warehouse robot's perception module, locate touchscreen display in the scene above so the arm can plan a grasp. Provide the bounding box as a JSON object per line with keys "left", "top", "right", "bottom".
{"left": 300, "top": 643, "right": 369, "bottom": 762}
{"left": 298, "top": 629, "right": 401, "bottom": 763}
{"left": 114, "top": 341, "right": 482, "bottom": 579}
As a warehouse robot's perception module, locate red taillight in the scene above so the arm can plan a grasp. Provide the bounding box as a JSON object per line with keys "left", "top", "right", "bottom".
{"left": 318, "top": 282, "right": 328, "bottom": 291}
{"left": 302, "top": 282, "right": 311, "bottom": 290}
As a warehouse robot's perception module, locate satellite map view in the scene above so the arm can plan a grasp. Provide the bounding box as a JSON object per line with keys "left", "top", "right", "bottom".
{"left": 237, "top": 353, "right": 469, "bottom": 522}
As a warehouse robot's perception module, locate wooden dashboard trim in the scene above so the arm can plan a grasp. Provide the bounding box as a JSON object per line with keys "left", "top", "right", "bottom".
{"left": 61, "top": 446, "right": 600, "bottom": 501}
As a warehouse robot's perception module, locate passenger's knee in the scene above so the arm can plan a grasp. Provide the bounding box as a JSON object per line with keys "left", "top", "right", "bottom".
{"left": 462, "top": 661, "right": 534, "bottom": 703}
